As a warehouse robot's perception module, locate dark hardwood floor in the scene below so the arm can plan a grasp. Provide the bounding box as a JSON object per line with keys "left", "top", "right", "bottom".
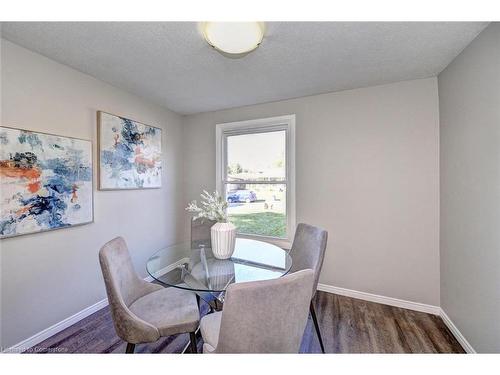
{"left": 26, "top": 291, "right": 464, "bottom": 354}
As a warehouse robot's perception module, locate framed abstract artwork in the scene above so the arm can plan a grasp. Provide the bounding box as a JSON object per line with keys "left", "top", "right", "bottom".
{"left": 97, "top": 111, "right": 162, "bottom": 190}
{"left": 0, "top": 126, "right": 93, "bottom": 239}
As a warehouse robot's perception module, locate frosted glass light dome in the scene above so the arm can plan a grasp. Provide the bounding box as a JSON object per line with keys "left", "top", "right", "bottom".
{"left": 202, "top": 22, "right": 265, "bottom": 57}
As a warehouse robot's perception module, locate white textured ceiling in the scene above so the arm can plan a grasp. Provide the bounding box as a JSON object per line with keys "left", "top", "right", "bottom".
{"left": 1, "top": 22, "right": 488, "bottom": 114}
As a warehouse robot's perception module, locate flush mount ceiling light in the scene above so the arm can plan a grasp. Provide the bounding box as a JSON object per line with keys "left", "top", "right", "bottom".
{"left": 201, "top": 22, "right": 265, "bottom": 58}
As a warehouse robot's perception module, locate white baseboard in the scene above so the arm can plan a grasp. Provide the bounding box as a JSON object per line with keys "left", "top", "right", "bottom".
{"left": 439, "top": 309, "right": 475, "bottom": 353}
{"left": 4, "top": 257, "right": 190, "bottom": 353}
{"left": 317, "top": 283, "right": 441, "bottom": 315}
{"left": 3, "top": 298, "right": 108, "bottom": 353}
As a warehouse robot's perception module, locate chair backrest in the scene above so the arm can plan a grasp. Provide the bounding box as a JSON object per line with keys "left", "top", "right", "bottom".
{"left": 214, "top": 269, "right": 314, "bottom": 353}
{"left": 99, "top": 237, "right": 159, "bottom": 343}
{"left": 289, "top": 223, "right": 328, "bottom": 297}
{"left": 191, "top": 218, "right": 216, "bottom": 249}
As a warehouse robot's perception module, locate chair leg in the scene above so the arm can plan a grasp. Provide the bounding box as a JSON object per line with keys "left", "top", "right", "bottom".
{"left": 310, "top": 302, "right": 325, "bottom": 353}
{"left": 189, "top": 332, "right": 197, "bottom": 354}
{"left": 125, "top": 343, "right": 135, "bottom": 354}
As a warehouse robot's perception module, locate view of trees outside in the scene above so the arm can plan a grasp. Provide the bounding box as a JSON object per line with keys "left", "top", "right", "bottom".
{"left": 225, "top": 131, "right": 287, "bottom": 238}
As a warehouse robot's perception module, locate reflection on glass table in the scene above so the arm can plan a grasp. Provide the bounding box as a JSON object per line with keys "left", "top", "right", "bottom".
{"left": 146, "top": 238, "right": 292, "bottom": 308}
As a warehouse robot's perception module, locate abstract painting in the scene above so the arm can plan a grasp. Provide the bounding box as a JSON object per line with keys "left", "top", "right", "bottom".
{"left": 98, "top": 111, "right": 162, "bottom": 190}
{"left": 0, "top": 126, "right": 93, "bottom": 239}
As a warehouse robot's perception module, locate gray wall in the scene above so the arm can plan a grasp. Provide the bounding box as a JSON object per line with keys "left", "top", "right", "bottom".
{"left": 0, "top": 40, "right": 186, "bottom": 349}
{"left": 438, "top": 23, "right": 500, "bottom": 353}
{"left": 182, "top": 78, "right": 441, "bottom": 307}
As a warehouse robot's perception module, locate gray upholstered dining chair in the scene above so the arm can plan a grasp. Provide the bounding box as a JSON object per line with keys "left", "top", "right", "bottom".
{"left": 99, "top": 237, "right": 200, "bottom": 353}
{"left": 199, "top": 269, "right": 315, "bottom": 353}
{"left": 189, "top": 218, "right": 222, "bottom": 309}
{"left": 289, "top": 223, "right": 328, "bottom": 353}
{"left": 191, "top": 218, "right": 216, "bottom": 249}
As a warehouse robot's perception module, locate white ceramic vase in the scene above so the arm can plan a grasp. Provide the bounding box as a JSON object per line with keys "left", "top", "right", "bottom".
{"left": 210, "top": 222, "right": 236, "bottom": 259}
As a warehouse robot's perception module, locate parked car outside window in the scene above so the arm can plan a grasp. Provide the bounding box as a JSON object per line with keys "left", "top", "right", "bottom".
{"left": 227, "top": 189, "right": 257, "bottom": 203}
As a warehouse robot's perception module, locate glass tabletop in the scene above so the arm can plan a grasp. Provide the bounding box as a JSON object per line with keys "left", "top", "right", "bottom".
{"left": 146, "top": 238, "right": 292, "bottom": 294}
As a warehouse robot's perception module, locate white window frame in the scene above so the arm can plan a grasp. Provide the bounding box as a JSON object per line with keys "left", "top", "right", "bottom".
{"left": 216, "top": 114, "right": 296, "bottom": 249}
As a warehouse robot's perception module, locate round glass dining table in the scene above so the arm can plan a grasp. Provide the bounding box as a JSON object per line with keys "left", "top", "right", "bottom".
{"left": 146, "top": 238, "right": 292, "bottom": 305}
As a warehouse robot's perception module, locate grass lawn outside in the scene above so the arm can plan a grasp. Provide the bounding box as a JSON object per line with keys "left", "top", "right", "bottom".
{"left": 229, "top": 211, "right": 286, "bottom": 238}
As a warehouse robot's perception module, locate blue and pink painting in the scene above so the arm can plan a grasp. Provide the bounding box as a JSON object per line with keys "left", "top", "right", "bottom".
{"left": 98, "top": 112, "right": 162, "bottom": 190}
{"left": 0, "top": 127, "right": 93, "bottom": 238}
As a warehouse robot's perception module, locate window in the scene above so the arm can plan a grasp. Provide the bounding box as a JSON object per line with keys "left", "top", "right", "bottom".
{"left": 216, "top": 115, "right": 296, "bottom": 248}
